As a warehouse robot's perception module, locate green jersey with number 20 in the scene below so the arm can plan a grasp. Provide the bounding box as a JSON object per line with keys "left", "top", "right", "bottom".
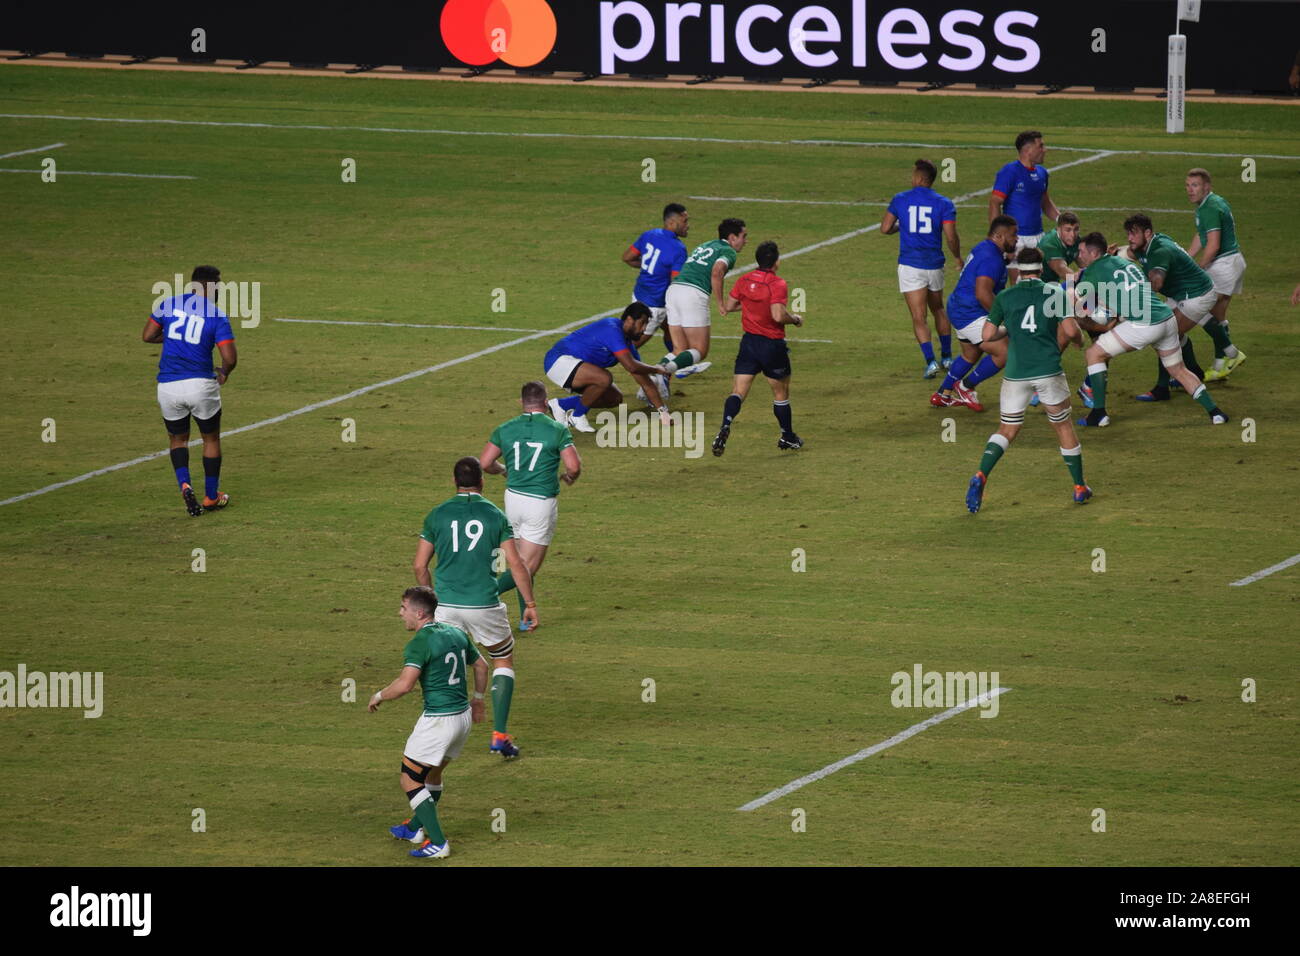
{"left": 672, "top": 239, "right": 738, "bottom": 295}
{"left": 402, "top": 621, "right": 482, "bottom": 715}
{"left": 1078, "top": 255, "right": 1173, "bottom": 328}
{"left": 420, "top": 493, "right": 514, "bottom": 608}
{"left": 489, "top": 412, "right": 574, "bottom": 500}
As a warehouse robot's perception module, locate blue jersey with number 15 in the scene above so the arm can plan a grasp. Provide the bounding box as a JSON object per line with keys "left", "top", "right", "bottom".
{"left": 631, "top": 228, "right": 687, "bottom": 308}
{"left": 151, "top": 293, "right": 235, "bottom": 384}
{"left": 888, "top": 186, "right": 956, "bottom": 270}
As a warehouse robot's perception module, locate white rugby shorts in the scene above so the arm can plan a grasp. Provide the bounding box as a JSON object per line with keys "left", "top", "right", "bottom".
{"left": 157, "top": 377, "right": 221, "bottom": 422}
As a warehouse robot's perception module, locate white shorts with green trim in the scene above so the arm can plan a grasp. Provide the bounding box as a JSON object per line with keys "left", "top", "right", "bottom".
{"left": 435, "top": 602, "right": 513, "bottom": 648}
{"left": 404, "top": 708, "right": 473, "bottom": 767}
{"left": 505, "top": 488, "right": 558, "bottom": 547}
{"left": 1206, "top": 252, "right": 1246, "bottom": 297}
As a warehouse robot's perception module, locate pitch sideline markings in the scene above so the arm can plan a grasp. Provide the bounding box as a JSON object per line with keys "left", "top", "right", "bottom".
{"left": 0, "top": 150, "right": 1117, "bottom": 508}
{"left": 0, "top": 168, "right": 197, "bottom": 179}
{"left": 3, "top": 113, "right": 1299, "bottom": 161}
{"left": 1228, "top": 552, "right": 1300, "bottom": 587}
{"left": 738, "top": 688, "right": 1013, "bottom": 811}
{"left": 0, "top": 142, "right": 65, "bottom": 160}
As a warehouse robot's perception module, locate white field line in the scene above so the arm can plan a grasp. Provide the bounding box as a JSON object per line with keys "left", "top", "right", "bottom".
{"left": 738, "top": 687, "right": 1012, "bottom": 811}
{"left": 1228, "top": 553, "right": 1300, "bottom": 587}
{"left": 0, "top": 142, "right": 65, "bottom": 160}
{"left": 690, "top": 194, "right": 1190, "bottom": 214}
{"left": 2, "top": 113, "right": 1297, "bottom": 161}
{"left": 276, "top": 317, "right": 835, "bottom": 343}
{"left": 0, "top": 168, "right": 196, "bottom": 179}
{"left": 1, "top": 151, "right": 1115, "bottom": 507}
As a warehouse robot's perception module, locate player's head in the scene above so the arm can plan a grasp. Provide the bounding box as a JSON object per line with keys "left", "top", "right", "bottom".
{"left": 989, "top": 214, "right": 1019, "bottom": 252}
{"left": 912, "top": 158, "right": 937, "bottom": 187}
{"left": 1056, "top": 211, "right": 1080, "bottom": 244}
{"left": 1077, "top": 231, "right": 1108, "bottom": 268}
{"left": 520, "top": 380, "right": 547, "bottom": 410}
{"left": 620, "top": 301, "right": 652, "bottom": 339}
{"left": 400, "top": 586, "right": 439, "bottom": 629}
{"left": 755, "top": 241, "right": 780, "bottom": 271}
{"left": 1185, "top": 167, "right": 1212, "bottom": 203}
{"left": 1123, "top": 214, "right": 1155, "bottom": 255}
{"left": 453, "top": 456, "right": 483, "bottom": 492}
{"left": 190, "top": 265, "right": 221, "bottom": 298}
{"left": 719, "top": 218, "right": 748, "bottom": 251}
{"left": 663, "top": 203, "right": 689, "bottom": 237}
{"left": 1015, "top": 130, "right": 1045, "bottom": 163}
{"left": 1012, "top": 247, "right": 1043, "bottom": 283}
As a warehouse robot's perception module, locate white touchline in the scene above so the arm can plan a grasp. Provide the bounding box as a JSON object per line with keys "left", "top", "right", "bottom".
{"left": 275, "top": 318, "right": 835, "bottom": 344}
{"left": 3, "top": 113, "right": 1297, "bottom": 161}
{"left": 0, "top": 168, "right": 196, "bottom": 179}
{"left": 2, "top": 151, "right": 1116, "bottom": 507}
{"left": 0, "top": 142, "right": 65, "bottom": 160}
{"left": 738, "top": 687, "right": 1013, "bottom": 811}
{"left": 1229, "top": 552, "right": 1300, "bottom": 587}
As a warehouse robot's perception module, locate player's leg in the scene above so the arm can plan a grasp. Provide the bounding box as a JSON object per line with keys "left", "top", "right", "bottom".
{"left": 402, "top": 747, "right": 458, "bottom": 857}
{"left": 1159, "top": 344, "right": 1228, "bottom": 424}
{"left": 929, "top": 290, "right": 954, "bottom": 368}
{"left": 465, "top": 606, "right": 521, "bottom": 757}
{"left": 1079, "top": 329, "right": 1132, "bottom": 427}
{"left": 158, "top": 381, "right": 203, "bottom": 516}
{"left": 555, "top": 364, "right": 617, "bottom": 433}
{"left": 1143, "top": 309, "right": 1204, "bottom": 400}
{"left": 676, "top": 324, "right": 712, "bottom": 373}
{"left": 663, "top": 285, "right": 710, "bottom": 376}
{"left": 1204, "top": 254, "right": 1247, "bottom": 380}
{"left": 967, "top": 378, "right": 1027, "bottom": 513}
{"left": 958, "top": 332, "right": 1007, "bottom": 406}
{"left": 769, "top": 374, "right": 800, "bottom": 449}
{"left": 190, "top": 378, "right": 227, "bottom": 508}
{"left": 713, "top": 340, "right": 756, "bottom": 455}
{"left": 901, "top": 279, "right": 938, "bottom": 376}
{"left": 932, "top": 333, "right": 982, "bottom": 407}
{"left": 1037, "top": 373, "right": 1091, "bottom": 502}
{"left": 497, "top": 491, "right": 552, "bottom": 626}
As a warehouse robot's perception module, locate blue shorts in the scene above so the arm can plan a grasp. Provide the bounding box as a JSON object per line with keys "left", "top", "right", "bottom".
{"left": 734, "top": 333, "right": 791, "bottom": 380}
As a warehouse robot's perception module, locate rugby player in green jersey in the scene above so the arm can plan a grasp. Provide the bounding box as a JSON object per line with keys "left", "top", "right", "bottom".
{"left": 480, "top": 381, "right": 581, "bottom": 632}
{"left": 663, "top": 217, "right": 748, "bottom": 381}
{"left": 1185, "top": 169, "right": 1248, "bottom": 381}
{"left": 1039, "top": 212, "right": 1082, "bottom": 285}
{"left": 966, "top": 248, "right": 1090, "bottom": 513}
{"left": 413, "top": 457, "right": 536, "bottom": 759}
{"left": 370, "top": 586, "right": 489, "bottom": 859}
{"left": 1074, "top": 232, "right": 1227, "bottom": 429}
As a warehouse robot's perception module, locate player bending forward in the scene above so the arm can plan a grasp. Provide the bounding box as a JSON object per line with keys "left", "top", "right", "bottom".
{"left": 966, "top": 249, "right": 1091, "bottom": 514}
{"left": 371, "top": 586, "right": 489, "bottom": 859}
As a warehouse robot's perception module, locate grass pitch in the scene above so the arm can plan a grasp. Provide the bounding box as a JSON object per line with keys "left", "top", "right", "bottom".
{"left": 1, "top": 65, "right": 1297, "bottom": 866}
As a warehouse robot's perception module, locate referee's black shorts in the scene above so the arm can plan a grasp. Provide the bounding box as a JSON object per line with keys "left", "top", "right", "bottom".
{"left": 734, "top": 332, "right": 791, "bottom": 380}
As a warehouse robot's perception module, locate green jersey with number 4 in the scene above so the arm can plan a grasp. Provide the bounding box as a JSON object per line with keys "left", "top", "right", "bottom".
{"left": 420, "top": 493, "right": 514, "bottom": 608}
{"left": 1194, "top": 192, "right": 1241, "bottom": 259}
{"left": 672, "top": 239, "right": 738, "bottom": 295}
{"left": 489, "top": 412, "right": 574, "bottom": 500}
{"left": 1078, "top": 255, "right": 1173, "bottom": 328}
{"left": 1137, "top": 233, "right": 1213, "bottom": 301}
{"left": 989, "top": 279, "right": 1068, "bottom": 381}
{"left": 402, "top": 621, "right": 482, "bottom": 716}
{"left": 1036, "top": 228, "right": 1079, "bottom": 281}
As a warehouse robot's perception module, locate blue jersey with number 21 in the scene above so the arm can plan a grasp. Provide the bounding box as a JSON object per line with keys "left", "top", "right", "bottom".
{"left": 631, "top": 228, "right": 687, "bottom": 308}
{"left": 151, "top": 293, "right": 235, "bottom": 383}
{"left": 888, "top": 186, "right": 956, "bottom": 270}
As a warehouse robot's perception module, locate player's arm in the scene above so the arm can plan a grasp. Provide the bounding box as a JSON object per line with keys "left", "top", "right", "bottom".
{"left": 614, "top": 348, "right": 671, "bottom": 383}
{"left": 1195, "top": 231, "right": 1220, "bottom": 269}
{"left": 722, "top": 293, "right": 741, "bottom": 314}
{"left": 413, "top": 537, "right": 435, "bottom": 588}
{"left": 479, "top": 441, "right": 506, "bottom": 477}
{"left": 469, "top": 653, "right": 489, "bottom": 723}
{"left": 1041, "top": 191, "right": 1060, "bottom": 223}
{"left": 560, "top": 445, "right": 582, "bottom": 486}
{"left": 981, "top": 320, "right": 1007, "bottom": 344}
{"left": 622, "top": 243, "right": 642, "bottom": 269}
{"left": 500, "top": 538, "right": 537, "bottom": 629}
{"left": 1046, "top": 258, "right": 1070, "bottom": 283}
{"left": 368, "top": 665, "right": 420, "bottom": 712}
{"left": 975, "top": 275, "right": 997, "bottom": 313}
{"left": 1058, "top": 316, "right": 1083, "bottom": 350}
{"left": 771, "top": 302, "right": 802, "bottom": 327}
{"left": 880, "top": 210, "right": 899, "bottom": 235}
{"left": 987, "top": 193, "right": 1003, "bottom": 223}
{"left": 215, "top": 340, "right": 237, "bottom": 385}
{"left": 142, "top": 316, "right": 164, "bottom": 343}
{"left": 943, "top": 220, "right": 961, "bottom": 264}
{"left": 711, "top": 260, "right": 730, "bottom": 316}
{"left": 1146, "top": 268, "right": 1166, "bottom": 294}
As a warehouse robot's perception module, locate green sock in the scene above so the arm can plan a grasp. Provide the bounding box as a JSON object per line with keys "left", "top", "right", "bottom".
{"left": 1087, "top": 365, "right": 1108, "bottom": 411}
{"left": 1191, "top": 384, "right": 1217, "bottom": 412}
{"left": 978, "top": 438, "right": 1006, "bottom": 476}
{"left": 1204, "top": 319, "right": 1231, "bottom": 358}
{"left": 496, "top": 569, "right": 517, "bottom": 595}
{"left": 1061, "top": 447, "right": 1085, "bottom": 484}
{"left": 426, "top": 784, "right": 443, "bottom": 804}
{"left": 407, "top": 789, "right": 445, "bottom": 845}
{"left": 491, "top": 668, "right": 515, "bottom": 735}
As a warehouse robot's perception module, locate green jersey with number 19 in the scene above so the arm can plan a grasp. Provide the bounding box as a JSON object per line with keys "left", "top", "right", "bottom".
{"left": 420, "top": 493, "right": 514, "bottom": 608}
{"left": 402, "top": 622, "right": 482, "bottom": 716}
{"left": 1078, "top": 255, "right": 1173, "bottom": 328}
{"left": 672, "top": 239, "right": 738, "bottom": 295}
{"left": 489, "top": 412, "right": 574, "bottom": 500}
{"left": 989, "top": 279, "right": 1067, "bottom": 381}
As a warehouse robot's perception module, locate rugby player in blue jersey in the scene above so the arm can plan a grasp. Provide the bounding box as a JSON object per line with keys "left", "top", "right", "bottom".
{"left": 141, "top": 265, "right": 237, "bottom": 516}
{"left": 989, "top": 131, "right": 1059, "bottom": 280}
{"left": 623, "top": 203, "right": 689, "bottom": 405}
{"left": 881, "top": 159, "right": 962, "bottom": 379}
{"left": 543, "top": 303, "right": 674, "bottom": 433}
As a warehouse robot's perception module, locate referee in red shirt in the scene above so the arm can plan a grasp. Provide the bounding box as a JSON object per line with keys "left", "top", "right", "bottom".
{"left": 712, "top": 240, "right": 804, "bottom": 456}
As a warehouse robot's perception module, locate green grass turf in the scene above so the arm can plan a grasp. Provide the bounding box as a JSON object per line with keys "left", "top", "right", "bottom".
{"left": 1, "top": 65, "right": 1297, "bottom": 866}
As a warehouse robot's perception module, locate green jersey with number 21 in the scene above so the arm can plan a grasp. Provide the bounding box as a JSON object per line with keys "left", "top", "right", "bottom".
{"left": 420, "top": 493, "right": 514, "bottom": 608}
{"left": 403, "top": 621, "right": 482, "bottom": 715}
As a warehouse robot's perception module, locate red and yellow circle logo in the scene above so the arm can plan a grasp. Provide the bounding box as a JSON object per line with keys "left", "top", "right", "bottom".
{"left": 440, "top": 0, "right": 557, "bottom": 68}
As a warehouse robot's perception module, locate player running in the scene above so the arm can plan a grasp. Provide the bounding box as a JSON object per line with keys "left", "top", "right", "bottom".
{"left": 881, "top": 159, "right": 961, "bottom": 378}
{"left": 712, "top": 241, "right": 804, "bottom": 455}
{"left": 1185, "top": 169, "right": 1248, "bottom": 381}
{"left": 930, "top": 216, "right": 1019, "bottom": 411}
{"left": 663, "top": 217, "right": 748, "bottom": 381}
{"left": 543, "top": 303, "right": 674, "bottom": 433}
{"left": 142, "top": 264, "right": 236, "bottom": 516}
{"left": 623, "top": 203, "right": 689, "bottom": 351}
{"left": 989, "top": 131, "right": 1059, "bottom": 276}
{"left": 413, "top": 458, "right": 537, "bottom": 759}
{"left": 966, "top": 248, "right": 1091, "bottom": 514}
{"left": 1123, "top": 215, "right": 1242, "bottom": 403}
{"left": 480, "top": 381, "right": 582, "bottom": 632}
{"left": 1074, "top": 232, "right": 1228, "bottom": 429}
{"left": 371, "top": 586, "right": 489, "bottom": 859}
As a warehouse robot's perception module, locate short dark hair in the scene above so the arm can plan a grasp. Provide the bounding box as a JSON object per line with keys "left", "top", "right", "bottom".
{"left": 453, "top": 456, "right": 482, "bottom": 489}
{"left": 1186, "top": 167, "right": 1212, "bottom": 185}
{"left": 663, "top": 203, "right": 686, "bottom": 221}
{"left": 718, "top": 218, "right": 746, "bottom": 240}
{"left": 1057, "top": 211, "right": 1080, "bottom": 227}
{"left": 1015, "top": 130, "right": 1042, "bottom": 153}
{"left": 402, "top": 586, "right": 439, "bottom": 618}
{"left": 1015, "top": 247, "right": 1043, "bottom": 267}
{"left": 988, "top": 215, "right": 1018, "bottom": 237}
{"left": 914, "top": 158, "right": 937, "bottom": 185}
{"left": 1123, "top": 214, "right": 1154, "bottom": 234}
{"left": 622, "top": 301, "right": 651, "bottom": 322}
{"left": 520, "top": 381, "right": 547, "bottom": 406}
{"left": 755, "top": 241, "right": 779, "bottom": 270}
{"left": 1081, "top": 231, "right": 1108, "bottom": 255}
{"left": 191, "top": 265, "right": 220, "bottom": 284}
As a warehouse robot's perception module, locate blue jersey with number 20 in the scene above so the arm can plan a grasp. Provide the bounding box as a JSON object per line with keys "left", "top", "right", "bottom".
{"left": 151, "top": 293, "right": 235, "bottom": 383}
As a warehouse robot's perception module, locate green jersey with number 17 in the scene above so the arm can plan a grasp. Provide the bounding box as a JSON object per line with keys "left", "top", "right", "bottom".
{"left": 489, "top": 412, "right": 574, "bottom": 500}
{"left": 420, "top": 493, "right": 514, "bottom": 608}
{"left": 672, "top": 239, "right": 738, "bottom": 295}
{"left": 989, "top": 279, "right": 1067, "bottom": 381}
{"left": 403, "top": 621, "right": 482, "bottom": 716}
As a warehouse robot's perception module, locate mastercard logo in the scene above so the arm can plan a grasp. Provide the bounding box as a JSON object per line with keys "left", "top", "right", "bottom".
{"left": 440, "top": 0, "right": 558, "bottom": 68}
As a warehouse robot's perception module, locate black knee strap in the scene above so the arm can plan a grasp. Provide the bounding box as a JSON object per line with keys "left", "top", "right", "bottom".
{"left": 402, "top": 761, "right": 430, "bottom": 783}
